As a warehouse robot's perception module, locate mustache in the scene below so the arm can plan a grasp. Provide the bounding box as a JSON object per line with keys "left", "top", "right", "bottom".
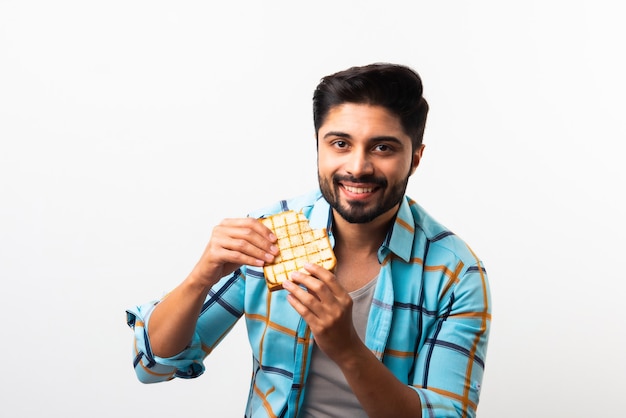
{"left": 332, "top": 174, "right": 387, "bottom": 188}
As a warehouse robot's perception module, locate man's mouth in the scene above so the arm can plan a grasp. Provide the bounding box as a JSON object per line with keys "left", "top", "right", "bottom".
{"left": 343, "top": 185, "right": 374, "bottom": 194}
{"left": 334, "top": 175, "right": 386, "bottom": 199}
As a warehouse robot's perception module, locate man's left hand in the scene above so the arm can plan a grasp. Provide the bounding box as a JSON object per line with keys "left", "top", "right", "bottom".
{"left": 283, "top": 263, "right": 361, "bottom": 364}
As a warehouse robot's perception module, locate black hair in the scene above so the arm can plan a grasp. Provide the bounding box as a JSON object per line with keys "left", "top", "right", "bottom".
{"left": 313, "top": 63, "right": 429, "bottom": 149}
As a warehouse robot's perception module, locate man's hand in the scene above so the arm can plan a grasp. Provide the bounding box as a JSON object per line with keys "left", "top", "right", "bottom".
{"left": 189, "top": 217, "right": 279, "bottom": 289}
{"left": 282, "top": 263, "right": 361, "bottom": 363}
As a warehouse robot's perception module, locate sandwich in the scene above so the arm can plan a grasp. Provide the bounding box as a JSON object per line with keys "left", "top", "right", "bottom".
{"left": 259, "top": 210, "right": 336, "bottom": 291}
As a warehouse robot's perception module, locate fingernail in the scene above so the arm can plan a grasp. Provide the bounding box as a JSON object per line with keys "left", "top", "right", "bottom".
{"left": 265, "top": 253, "right": 274, "bottom": 262}
{"left": 270, "top": 245, "right": 278, "bottom": 254}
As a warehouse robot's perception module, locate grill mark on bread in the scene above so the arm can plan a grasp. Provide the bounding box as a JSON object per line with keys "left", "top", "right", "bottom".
{"left": 260, "top": 211, "right": 336, "bottom": 291}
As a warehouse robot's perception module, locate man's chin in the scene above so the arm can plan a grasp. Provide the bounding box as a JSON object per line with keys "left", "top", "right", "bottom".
{"left": 334, "top": 204, "right": 378, "bottom": 224}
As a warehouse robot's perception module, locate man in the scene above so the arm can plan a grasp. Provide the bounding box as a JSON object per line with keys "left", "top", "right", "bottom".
{"left": 127, "top": 63, "right": 491, "bottom": 417}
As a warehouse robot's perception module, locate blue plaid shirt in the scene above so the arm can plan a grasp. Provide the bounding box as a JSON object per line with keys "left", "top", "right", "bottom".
{"left": 126, "top": 190, "right": 491, "bottom": 417}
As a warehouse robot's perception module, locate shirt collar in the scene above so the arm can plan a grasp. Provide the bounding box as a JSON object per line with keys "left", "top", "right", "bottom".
{"left": 307, "top": 191, "right": 334, "bottom": 245}
{"left": 381, "top": 196, "right": 415, "bottom": 263}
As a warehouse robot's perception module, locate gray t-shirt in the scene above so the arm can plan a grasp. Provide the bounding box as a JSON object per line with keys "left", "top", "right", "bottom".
{"left": 300, "top": 276, "right": 378, "bottom": 417}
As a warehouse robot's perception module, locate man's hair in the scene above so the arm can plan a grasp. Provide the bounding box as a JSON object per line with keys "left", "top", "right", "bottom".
{"left": 313, "top": 63, "right": 429, "bottom": 149}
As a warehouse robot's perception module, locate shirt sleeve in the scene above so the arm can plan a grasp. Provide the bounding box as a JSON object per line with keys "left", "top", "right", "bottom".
{"left": 125, "top": 270, "right": 246, "bottom": 383}
{"left": 412, "top": 262, "right": 492, "bottom": 418}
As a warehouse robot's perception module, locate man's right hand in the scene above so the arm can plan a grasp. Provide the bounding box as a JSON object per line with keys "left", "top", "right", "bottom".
{"left": 188, "top": 217, "right": 279, "bottom": 290}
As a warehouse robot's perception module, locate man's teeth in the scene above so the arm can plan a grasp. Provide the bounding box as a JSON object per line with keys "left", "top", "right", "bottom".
{"left": 344, "top": 185, "right": 373, "bottom": 194}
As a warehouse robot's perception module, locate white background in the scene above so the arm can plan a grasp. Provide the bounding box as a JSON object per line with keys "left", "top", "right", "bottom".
{"left": 1, "top": 1, "right": 624, "bottom": 417}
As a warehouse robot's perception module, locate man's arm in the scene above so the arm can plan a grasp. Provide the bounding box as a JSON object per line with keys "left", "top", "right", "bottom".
{"left": 144, "top": 217, "right": 279, "bottom": 358}
{"left": 284, "top": 264, "right": 422, "bottom": 418}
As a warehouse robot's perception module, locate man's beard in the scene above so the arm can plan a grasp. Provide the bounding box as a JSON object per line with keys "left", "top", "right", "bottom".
{"left": 318, "top": 172, "right": 409, "bottom": 224}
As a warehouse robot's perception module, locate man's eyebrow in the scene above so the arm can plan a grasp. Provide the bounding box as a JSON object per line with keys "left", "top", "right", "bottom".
{"left": 369, "top": 135, "right": 404, "bottom": 145}
{"left": 322, "top": 131, "right": 351, "bottom": 140}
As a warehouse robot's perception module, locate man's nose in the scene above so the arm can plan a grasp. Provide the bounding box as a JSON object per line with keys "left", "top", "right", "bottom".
{"left": 345, "top": 150, "right": 374, "bottom": 177}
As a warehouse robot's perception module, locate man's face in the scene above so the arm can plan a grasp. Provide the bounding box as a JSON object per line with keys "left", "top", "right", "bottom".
{"left": 317, "top": 103, "right": 424, "bottom": 224}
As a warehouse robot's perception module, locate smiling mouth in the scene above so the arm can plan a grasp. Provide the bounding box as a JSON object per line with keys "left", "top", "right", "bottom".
{"left": 343, "top": 185, "right": 375, "bottom": 194}
{"left": 333, "top": 174, "right": 386, "bottom": 198}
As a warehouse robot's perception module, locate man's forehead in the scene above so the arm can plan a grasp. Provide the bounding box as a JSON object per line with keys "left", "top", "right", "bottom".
{"left": 318, "top": 103, "right": 408, "bottom": 140}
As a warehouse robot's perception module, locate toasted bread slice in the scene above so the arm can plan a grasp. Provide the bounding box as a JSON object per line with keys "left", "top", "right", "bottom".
{"left": 259, "top": 210, "right": 336, "bottom": 291}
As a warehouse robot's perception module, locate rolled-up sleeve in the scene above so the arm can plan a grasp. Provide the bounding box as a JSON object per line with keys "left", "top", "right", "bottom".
{"left": 126, "top": 270, "right": 246, "bottom": 383}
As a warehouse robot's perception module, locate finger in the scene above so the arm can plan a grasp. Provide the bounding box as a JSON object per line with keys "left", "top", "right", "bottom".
{"left": 283, "top": 280, "right": 322, "bottom": 322}
{"left": 283, "top": 275, "right": 322, "bottom": 303}
{"left": 285, "top": 292, "right": 319, "bottom": 326}
{"left": 211, "top": 232, "right": 276, "bottom": 266}
{"left": 213, "top": 245, "right": 269, "bottom": 268}
{"left": 288, "top": 270, "right": 327, "bottom": 298}
{"left": 220, "top": 218, "right": 278, "bottom": 247}
{"left": 213, "top": 220, "right": 279, "bottom": 260}
{"left": 301, "top": 263, "right": 344, "bottom": 294}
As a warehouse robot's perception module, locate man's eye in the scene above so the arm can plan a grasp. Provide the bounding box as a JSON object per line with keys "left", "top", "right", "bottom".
{"left": 333, "top": 140, "right": 348, "bottom": 148}
{"left": 374, "top": 144, "right": 391, "bottom": 152}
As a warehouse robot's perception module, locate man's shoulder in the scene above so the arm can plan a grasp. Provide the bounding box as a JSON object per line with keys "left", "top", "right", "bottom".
{"left": 405, "top": 197, "right": 481, "bottom": 265}
{"left": 406, "top": 197, "right": 449, "bottom": 239}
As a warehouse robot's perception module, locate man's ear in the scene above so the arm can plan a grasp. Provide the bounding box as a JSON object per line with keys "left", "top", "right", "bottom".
{"left": 409, "top": 144, "right": 426, "bottom": 176}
